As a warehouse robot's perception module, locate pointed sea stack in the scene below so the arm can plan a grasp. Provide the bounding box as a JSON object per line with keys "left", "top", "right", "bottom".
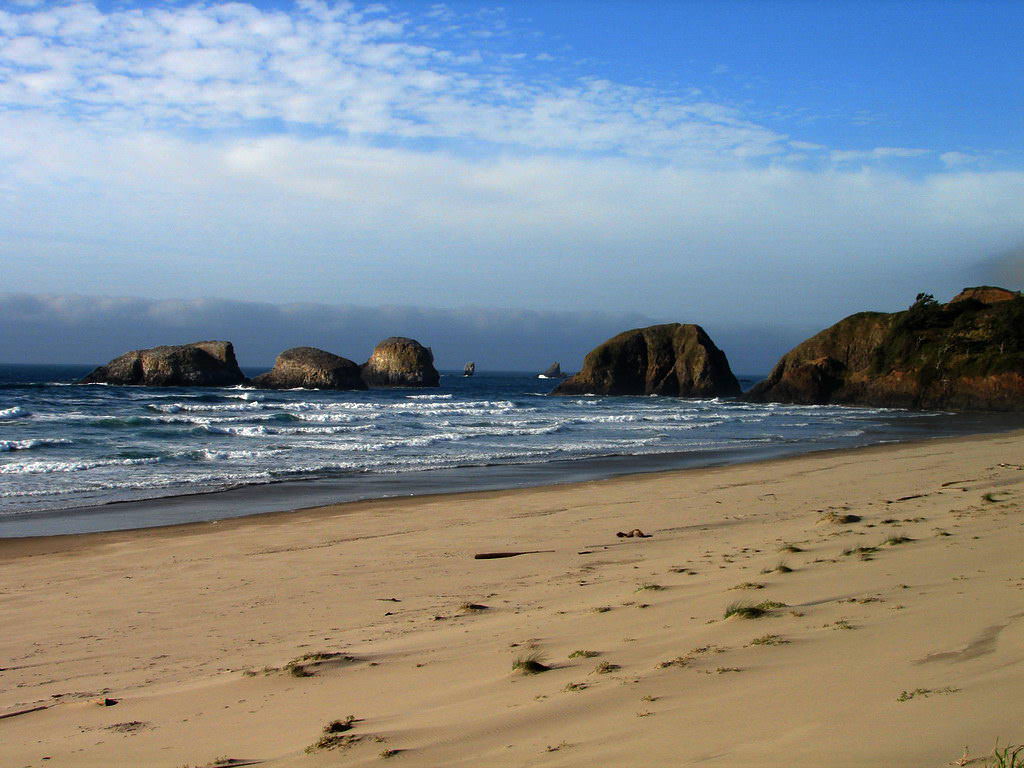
{"left": 252, "top": 347, "right": 365, "bottom": 390}
{"left": 81, "top": 341, "right": 246, "bottom": 387}
{"left": 552, "top": 323, "right": 740, "bottom": 397}
{"left": 361, "top": 337, "right": 440, "bottom": 388}
{"left": 744, "top": 287, "right": 1024, "bottom": 410}
{"left": 539, "top": 362, "right": 565, "bottom": 379}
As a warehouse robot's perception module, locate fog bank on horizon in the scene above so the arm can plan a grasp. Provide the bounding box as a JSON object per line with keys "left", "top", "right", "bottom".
{"left": 0, "top": 293, "right": 815, "bottom": 375}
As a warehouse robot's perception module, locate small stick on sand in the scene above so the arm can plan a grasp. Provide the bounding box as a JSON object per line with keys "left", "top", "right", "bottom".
{"left": 0, "top": 705, "right": 48, "bottom": 720}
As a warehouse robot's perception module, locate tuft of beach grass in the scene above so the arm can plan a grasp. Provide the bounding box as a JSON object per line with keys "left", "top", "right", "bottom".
{"left": 724, "top": 600, "right": 785, "bottom": 619}
{"left": 512, "top": 651, "right": 552, "bottom": 675}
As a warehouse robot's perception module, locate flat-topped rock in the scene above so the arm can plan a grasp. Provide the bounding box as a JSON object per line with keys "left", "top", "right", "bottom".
{"left": 81, "top": 341, "right": 246, "bottom": 387}
{"left": 252, "top": 347, "right": 365, "bottom": 390}
{"left": 552, "top": 323, "right": 740, "bottom": 397}
{"left": 744, "top": 287, "right": 1024, "bottom": 410}
{"left": 361, "top": 337, "right": 440, "bottom": 388}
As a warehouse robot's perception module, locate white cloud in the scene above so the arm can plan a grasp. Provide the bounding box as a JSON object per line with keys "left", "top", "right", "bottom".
{"left": 1, "top": 110, "right": 1022, "bottom": 327}
{"left": 0, "top": 1, "right": 792, "bottom": 163}
{"left": 940, "top": 151, "right": 981, "bottom": 168}
{"left": 829, "top": 146, "right": 931, "bottom": 164}
{"left": 0, "top": 1, "right": 1020, "bottom": 334}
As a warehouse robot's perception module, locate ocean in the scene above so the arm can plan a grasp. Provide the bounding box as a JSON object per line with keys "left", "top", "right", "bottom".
{"left": 0, "top": 364, "right": 1016, "bottom": 537}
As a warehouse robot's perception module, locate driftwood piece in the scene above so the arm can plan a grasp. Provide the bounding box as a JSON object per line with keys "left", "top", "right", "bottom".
{"left": 473, "top": 550, "right": 554, "bottom": 560}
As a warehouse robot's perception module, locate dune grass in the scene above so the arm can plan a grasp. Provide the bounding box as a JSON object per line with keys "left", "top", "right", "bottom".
{"left": 990, "top": 744, "right": 1024, "bottom": 767}
{"left": 512, "top": 651, "right": 552, "bottom": 675}
{"left": 897, "top": 686, "right": 959, "bottom": 702}
{"left": 730, "top": 582, "right": 765, "bottom": 590}
{"left": 724, "top": 600, "right": 787, "bottom": 619}
{"left": 636, "top": 582, "right": 665, "bottom": 591}
{"left": 884, "top": 535, "right": 914, "bottom": 545}
{"left": 750, "top": 633, "right": 789, "bottom": 646}
{"left": 305, "top": 716, "right": 360, "bottom": 752}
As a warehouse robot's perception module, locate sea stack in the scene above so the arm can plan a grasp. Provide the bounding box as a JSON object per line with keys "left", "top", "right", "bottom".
{"left": 552, "top": 323, "right": 740, "bottom": 397}
{"left": 361, "top": 337, "right": 440, "bottom": 388}
{"left": 252, "top": 347, "right": 366, "bottom": 390}
{"left": 744, "top": 287, "right": 1024, "bottom": 410}
{"left": 539, "top": 362, "right": 566, "bottom": 379}
{"left": 80, "top": 341, "right": 246, "bottom": 387}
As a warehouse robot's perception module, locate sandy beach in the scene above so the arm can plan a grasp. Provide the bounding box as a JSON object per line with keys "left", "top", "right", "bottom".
{"left": 2, "top": 430, "right": 1022, "bottom": 767}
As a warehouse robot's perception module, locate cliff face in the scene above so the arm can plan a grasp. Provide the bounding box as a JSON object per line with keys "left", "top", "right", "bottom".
{"left": 745, "top": 289, "right": 1024, "bottom": 410}
{"left": 252, "top": 347, "right": 365, "bottom": 390}
{"left": 81, "top": 341, "right": 246, "bottom": 387}
{"left": 552, "top": 323, "right": 741, "bottom": 397}
{"left": 361, "top": 337, "right": 440, "bottom": 388}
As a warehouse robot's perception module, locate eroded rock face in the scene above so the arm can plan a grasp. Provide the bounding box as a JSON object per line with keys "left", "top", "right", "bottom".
{"left": 252, "top": 347, "right": 365, "bottom": 390}
{"left": 552, "top": 323, "right": 740, "bottom": 397}
{"left": 745, "top": 288, "right": 1024, "bottom": 410}
{"left": 81, "top": 341, "right": 246, "bottom": 387}
{"left": 361, "top": 337, "right": 440, "bottom": 388}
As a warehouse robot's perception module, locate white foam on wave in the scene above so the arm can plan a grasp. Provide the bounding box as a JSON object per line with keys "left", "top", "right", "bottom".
{"left": 150, "top": 401, "right": 264, "bottom": 413}
{"left": 190, "top": 448, "right": 283, "bottom": 461}
{"left": 292, "top": 412, "right": 372, "bottom": 423}
{"left": 0, "top": 469, "right": 276, "bottom": 500}
{"left": 0, "top": 438, "right": 73, "bottom": 452}
{"left": 201, "top": 424, "right": 272, "bottom": 437}
{"left": 0, "top": 406, "right": 30, "bottom": 420}
{"left": 338, "top": 423, "right": 567, "bottom": 453}
{"left": 0, "top": 456, "right": 161, "bottom": 474}
{"left": 570, "top": 414, "right": 640, "bottom": 424}
{"left": 201, "top": 422, "right": 376, "bottom": 438}
{"left": 258, "top": 399, "right": 522, "bottom": 416}
{"left": 406, "top": 393, "right": 453, "bottom": 400}
{"left": 645, "top": 412, "right": 702, "bottom": 422}
{"left": 286, "top": 424, "right": 377, "bottom": 435}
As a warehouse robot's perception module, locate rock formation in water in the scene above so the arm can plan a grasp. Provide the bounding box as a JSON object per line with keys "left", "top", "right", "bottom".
{"left": 361, "top": 337, "right": 440, "bottom": 388}
{"left": 744, "top": 287, "right": 1024, "bottom": 410}
{"left": 251, "top": 347, "right": 365, "bottom": 390}
{"left": 539, "top": 362, "right": 566, "bottom": 379}
{"left": 552, "top": 323, "right": 741, "bottom": 397}
{"left": 81, "top": 341, "right": 246, "bottom": 387}
{"left": 464, "top": 362, "right": 475, "bottom": 377}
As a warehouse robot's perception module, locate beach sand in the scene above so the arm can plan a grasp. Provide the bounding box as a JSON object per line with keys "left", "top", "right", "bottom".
{"left": 1, "top": 431, "right": 1022, "bottom": 767}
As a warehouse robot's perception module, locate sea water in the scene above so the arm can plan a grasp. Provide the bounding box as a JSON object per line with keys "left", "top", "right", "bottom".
{"left": 0, "top": 364, "right": 1013, "bottom": 536}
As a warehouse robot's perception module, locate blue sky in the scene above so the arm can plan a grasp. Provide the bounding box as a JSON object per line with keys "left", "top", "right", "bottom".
{"left": 1, "top": 0, "right": 1023, "bottom": 367}
{"left": 510, "top": 0, "right": 1023, "bottom": 160}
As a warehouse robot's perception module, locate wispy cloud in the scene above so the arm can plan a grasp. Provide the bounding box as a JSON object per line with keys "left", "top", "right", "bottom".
{"left": 0, "top": 1, "right": 791, "bottom": 163}
{"left": 829, "top": 146, "right": 931, "bottom": 164}
{"left": 939, "top": 151, "right": 982, "bottom": 168}
{"left": 0, "top": 1, "right": 997, "bottom": 171}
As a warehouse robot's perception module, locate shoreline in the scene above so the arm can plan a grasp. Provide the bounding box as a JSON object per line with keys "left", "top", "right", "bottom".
{"left": 1, "top": 428, "right": 1022, "bottom": 766}
{"left": 3, "top": 426, "right": 1022, "bottom": 551}
{"left": 4, "top": 408, "right": 1022, "bottom": 539}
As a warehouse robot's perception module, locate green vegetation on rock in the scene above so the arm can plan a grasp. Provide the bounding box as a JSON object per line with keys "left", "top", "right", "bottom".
{"left": 745, "top": 287, "right": 1024, "bottom": 410}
